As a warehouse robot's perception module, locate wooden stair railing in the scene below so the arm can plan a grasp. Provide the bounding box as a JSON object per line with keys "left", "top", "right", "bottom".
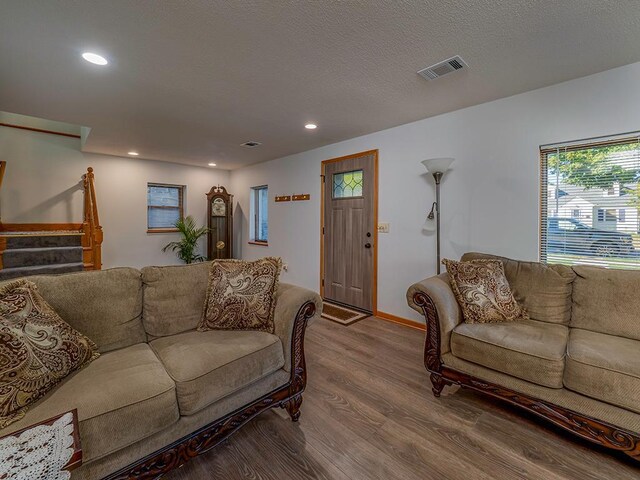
{"left": 0, "top": 165, "right": 103, "bottom": 273}
{"left": 82, "top": 167, "right": 103, "bottom": 270}
{"left": 0, "top": 161, "right": 6, "bottom": 193}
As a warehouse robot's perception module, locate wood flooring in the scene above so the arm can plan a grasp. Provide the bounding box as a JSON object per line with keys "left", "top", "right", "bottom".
{"left": 165, "top": 317, "right": 640, "bottom": 479}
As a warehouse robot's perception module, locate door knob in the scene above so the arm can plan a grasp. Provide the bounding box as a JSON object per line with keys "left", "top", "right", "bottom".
{"left": 364, "top": 243, "right": 371, "bottom": 249}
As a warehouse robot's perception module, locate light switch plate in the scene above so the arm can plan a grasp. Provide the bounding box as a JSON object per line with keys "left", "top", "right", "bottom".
{"left": 377, "top": 223, "right": 390, "bottom": 233}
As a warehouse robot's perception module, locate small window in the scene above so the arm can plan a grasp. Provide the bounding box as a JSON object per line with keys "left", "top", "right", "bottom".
{"left": 250, "top": 186, "right": 268, "bottom": 244}
{"left": 572, "top": 209, "right": 580, "bottom": 218}
{"left": 333, "top": 169, "right": 363, "bottom": 198}
{"left": 147, "top": 183, "right": 184, "bottom": 232}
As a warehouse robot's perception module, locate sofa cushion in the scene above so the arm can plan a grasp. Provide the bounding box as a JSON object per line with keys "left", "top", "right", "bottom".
{"left": 462, "top": 252, "right": 575, "bottom": 325}
{"left": 564, "top": 329, "right": 640, "bottom": 413}
{"left": 443, "top": 258, "right": 527, "bottom": 323}
{"left": 199, "top": 258, "right": 282, "bottom": 333}
{"left": 0, "top": 343, "right": 178, "bottom": 463}
{"left": 27, "top": 268, "right": 146, "bottom": 352}
{"left": 141, "top": 263, "right": 210, "bottom": 337}
{"left": 451, "top": 319, "right": 568, "bottom": 388}
{"left": 0, "top": 280, "right": 99, "bottom": 429}
{"left": 571, "top": 265, "right": 640, "bottom": 340}
{"left": 150, "top": 330, "right": 284, "bottom": 415}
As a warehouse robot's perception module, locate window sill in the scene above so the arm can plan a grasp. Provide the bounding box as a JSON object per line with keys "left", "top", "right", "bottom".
{"left": 147, "top": 228, "right": 179, "bottom": 234}
{"left": 248, "top": 241, "right": 269, "bottom": 247}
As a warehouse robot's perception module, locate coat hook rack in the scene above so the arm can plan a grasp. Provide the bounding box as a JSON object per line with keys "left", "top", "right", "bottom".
{"left": 292, "top": 194, "right": 310, "bottom": 201}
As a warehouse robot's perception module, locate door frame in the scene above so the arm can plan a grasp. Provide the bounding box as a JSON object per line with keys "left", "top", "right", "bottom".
{"left": 320, "top": 149, "right": 379, "bottom": 314}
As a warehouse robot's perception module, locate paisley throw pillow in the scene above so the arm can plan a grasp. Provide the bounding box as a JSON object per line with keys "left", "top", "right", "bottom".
{"left": 0, "top": 280, "right": 99, "bottom": 429}
{"left": 198, "top": 257, "right": 282, "bottom": 333}
{"left": 442, "top": 258, "right": 528, "bottom": 324}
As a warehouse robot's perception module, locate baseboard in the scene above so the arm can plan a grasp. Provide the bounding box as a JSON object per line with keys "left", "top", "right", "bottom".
{"left": 376, "top": 311, "right": 426, "bottom": 331}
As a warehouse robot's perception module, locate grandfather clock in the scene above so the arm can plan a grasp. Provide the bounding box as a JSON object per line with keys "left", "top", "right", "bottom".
{"left": 206, "top": 185, "right": 233, "bottom": 260}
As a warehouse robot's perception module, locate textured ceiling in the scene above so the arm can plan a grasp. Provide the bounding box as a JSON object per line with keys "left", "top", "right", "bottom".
{"left": 1, "top": 0, "right": 640, "bottom": 170}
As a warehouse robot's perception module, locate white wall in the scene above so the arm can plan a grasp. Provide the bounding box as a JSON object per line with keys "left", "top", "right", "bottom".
{"left": 0, "top": 126, "right": 229, "bottom": 268}
{"left": 231, "top": 61, "right": 640, "bottom": 324}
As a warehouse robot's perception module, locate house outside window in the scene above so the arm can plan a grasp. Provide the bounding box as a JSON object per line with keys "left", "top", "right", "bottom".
{"left": 540, "top": 134, "right": 640, "bottom": 269}
{"left": 147, "top": 184, "right": 185, "bottom": 232}
{"left": 250, "top": 185, "right": 268, "bottom": 244}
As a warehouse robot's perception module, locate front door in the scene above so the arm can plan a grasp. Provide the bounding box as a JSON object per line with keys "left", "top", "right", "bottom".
{"left": 322, "top": 151, "right": 377, "bottom": 312}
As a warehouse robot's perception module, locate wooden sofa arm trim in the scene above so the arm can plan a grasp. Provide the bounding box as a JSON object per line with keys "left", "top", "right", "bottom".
{"left": 103, "top": 300, "right": 317, "bottom": 480}
{"left": 412, "top": 291, "right": 443, "bottom": 373}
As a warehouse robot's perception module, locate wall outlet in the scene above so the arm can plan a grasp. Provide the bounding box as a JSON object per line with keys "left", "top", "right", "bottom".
{"left": 377, "top": 223, "right": 390, "bottom": 233}
{"left": 282, "top": 263, "right": 289, "bottom": 272}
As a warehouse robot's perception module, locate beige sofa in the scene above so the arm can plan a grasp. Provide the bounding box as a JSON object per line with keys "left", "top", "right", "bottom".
{"left": 407, "top": 252, "right": 640, "bottom": 460}
{"left": 0, "top": 263, "right": 321, "bottom": 479}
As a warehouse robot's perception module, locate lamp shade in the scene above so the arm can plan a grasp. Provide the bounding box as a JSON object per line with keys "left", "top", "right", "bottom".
{"left": 422, "top": 216, "right": 437, "bottom": 232}
{"left": 421, "top": 157, "right": 454, "bottom": 174}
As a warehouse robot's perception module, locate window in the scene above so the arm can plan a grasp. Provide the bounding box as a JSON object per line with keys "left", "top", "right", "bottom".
{"left": 333, "top": 169, "right": 363, "bottom": 198}
{"left": 540, "top": 134, "right": 640, "bottom": 269}
{"left": 250, "top": 185, "right": 268, "bottom": 244}
{"left": 147, "top": 184, "right": 184, "bottom": 232}
{"left": 596, "top": 209, "right": 618, "bottom": 222}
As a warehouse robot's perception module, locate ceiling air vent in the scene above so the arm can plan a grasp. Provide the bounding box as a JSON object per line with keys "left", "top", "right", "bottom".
{"left": 417, "top": 55, "right": 468, "bottom": 81}
{"left": 240, "top": 141, "right": 262, "bottom": 148}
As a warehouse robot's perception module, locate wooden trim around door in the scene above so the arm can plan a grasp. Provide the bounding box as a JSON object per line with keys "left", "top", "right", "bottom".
{"left": 320, "top": 149, "right": 379, "bottom": 314}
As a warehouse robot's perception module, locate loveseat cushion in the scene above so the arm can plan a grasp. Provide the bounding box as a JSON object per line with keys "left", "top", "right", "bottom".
{"left": 461, "top": 252, "right": 575, "bottom": 325}
{"left": 0, "top": 280, "right": 99, "bottom": 429}
{"left": 199, "top": 257, "right": 282, "bottom": 333}
{"left": 150, "top": 330, "right": 285, "bottom": 415}
{"left": 0, "top": 343, "right": 178, "bottom": 463}
{"left": 141, "top": 263, "right": 210, "bottom": 337}
{"left": 571, "top": 265, "right": 640, "bottom": 340}
{"left": 27, "top": 268, "right": 146, "bottom": 352}
{"left": 451, "top": 319, "right": 568, "bottom": 388}
{"left": 442, "top": 258, "right": 527, "bottom": 323}
{"left": 564, "top": 329, "right": 640, "bottom": 414}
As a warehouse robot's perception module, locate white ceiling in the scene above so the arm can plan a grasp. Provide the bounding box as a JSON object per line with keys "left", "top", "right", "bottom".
{"left": 2, "top": 0, "right": 640, "bottom": 170}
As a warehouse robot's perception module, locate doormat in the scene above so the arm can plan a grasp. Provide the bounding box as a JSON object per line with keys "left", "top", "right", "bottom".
{"left": 321, "top": 301, "right": 370, "bottom": 326}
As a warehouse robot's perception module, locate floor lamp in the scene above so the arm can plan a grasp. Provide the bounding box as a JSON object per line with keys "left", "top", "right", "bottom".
{"left": 421, "top": 158, "right": 455, "bottom": 274}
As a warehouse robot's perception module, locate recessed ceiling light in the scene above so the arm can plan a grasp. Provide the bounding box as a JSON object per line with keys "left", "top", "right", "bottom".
{"left": 128, "top": 151, "right": 139, "bottom": 156}
{"left": 82, "top": 52, "right": 108, "bottom": 66}
{"left": 305, "top": 123, "right": 317, "bottom": 130}
{"left": 208, "top": 162, "right": 217, "bottom": 167}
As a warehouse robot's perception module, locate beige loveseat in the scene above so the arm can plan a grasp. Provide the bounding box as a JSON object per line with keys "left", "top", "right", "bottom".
{"left": 407, "top": 252, "right": 640, "bottom": 460}
{"left": 0, "top": 263, "right": 321, "bottom": 479}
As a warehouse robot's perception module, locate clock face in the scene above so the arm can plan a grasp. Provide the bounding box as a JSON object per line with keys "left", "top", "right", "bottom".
{"left": 212, "top": 197, "right": 226, "bottom": 216}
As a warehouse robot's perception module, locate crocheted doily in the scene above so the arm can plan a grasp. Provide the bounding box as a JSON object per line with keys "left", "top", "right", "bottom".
{"left": 0, "top": 412, "right": 75, "bottom": 480}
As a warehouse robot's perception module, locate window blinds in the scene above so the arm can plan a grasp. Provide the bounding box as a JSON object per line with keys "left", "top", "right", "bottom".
{"left": 540, "top": 133, "right": 640, "bottom": 269}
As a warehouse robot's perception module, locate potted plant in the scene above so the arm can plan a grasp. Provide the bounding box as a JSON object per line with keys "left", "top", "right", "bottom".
{"left": 162, "top": 216, "right": 209, "bottom": 264}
